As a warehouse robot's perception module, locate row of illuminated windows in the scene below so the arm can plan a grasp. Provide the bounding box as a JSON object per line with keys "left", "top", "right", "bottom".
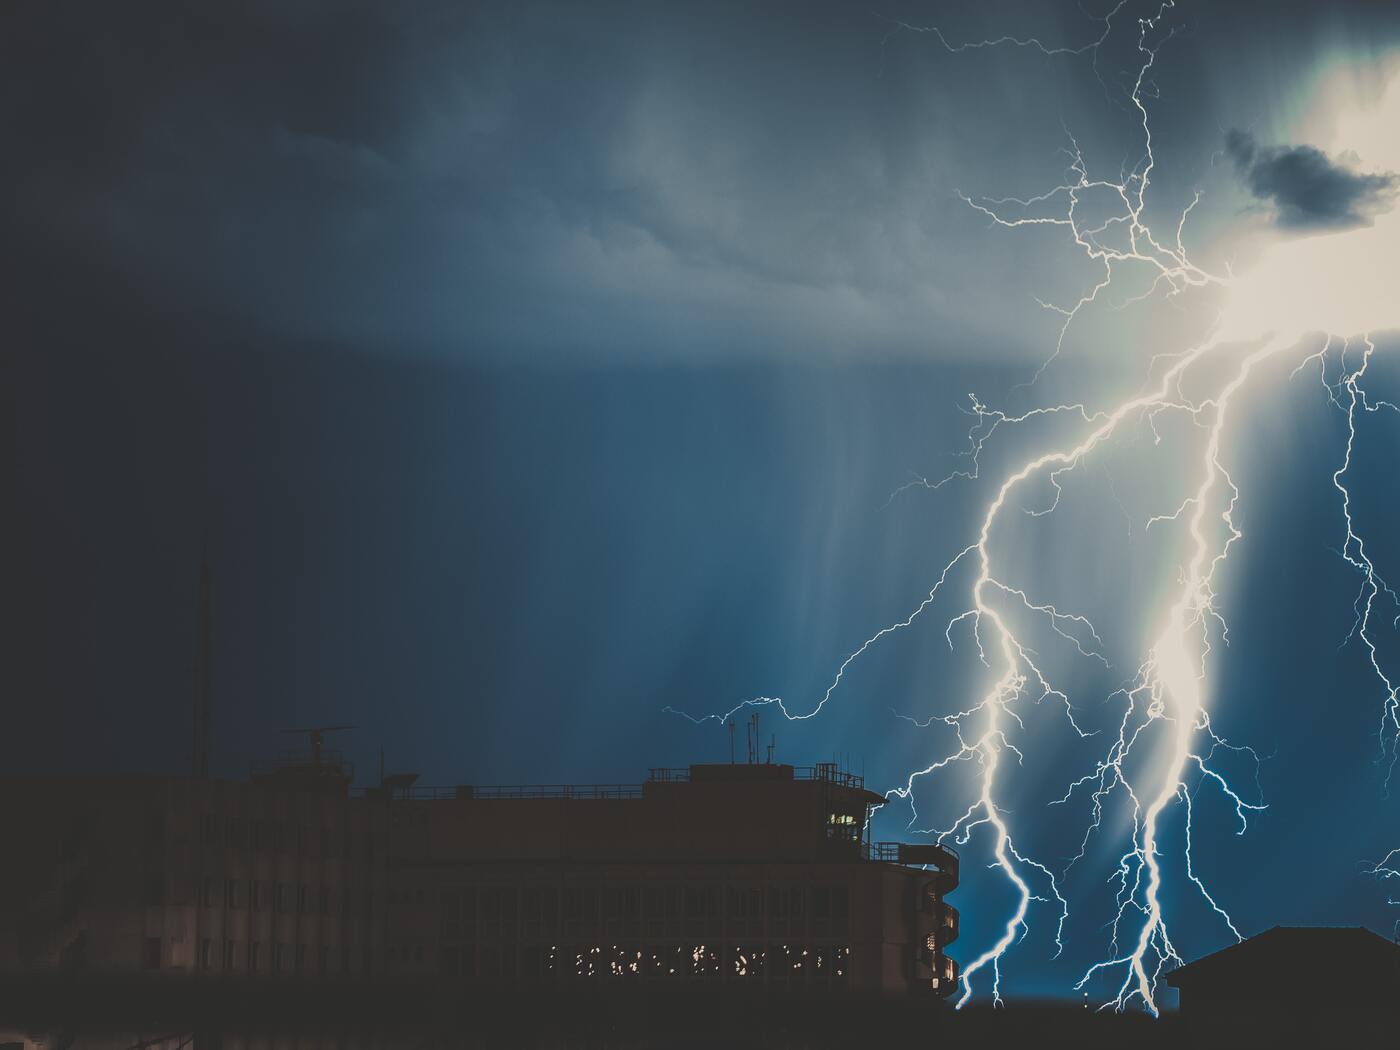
{"left": 142, "top": 874, "right": 378, "bottom": 919}
{"left": 440, "top": 885, "right": 851, "bottom": 940}
{"left": 437, "top": 943, "right": 852, "bottom": 982}
{"left": 142, "top": 936, "right": 378, "bottom": 976}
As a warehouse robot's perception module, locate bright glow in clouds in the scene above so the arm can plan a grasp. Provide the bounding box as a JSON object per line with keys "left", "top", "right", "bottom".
{"left": 675, "top": 4, "right": 1400, "bottom": 1015}
{"left": 1224, "top": 62, "right": 1400, "bottom": 341}
{"left": 1220, "top": 211, "right": 1400, "bottom": 341}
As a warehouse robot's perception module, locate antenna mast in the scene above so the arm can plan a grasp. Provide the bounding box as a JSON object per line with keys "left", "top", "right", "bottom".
{"left": 192, "top": 552, "right": 211, "bottom": 778}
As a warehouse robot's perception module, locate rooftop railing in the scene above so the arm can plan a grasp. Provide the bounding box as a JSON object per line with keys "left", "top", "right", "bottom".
{"left": 646, "top": 763, "right": 865, "bottom": 789}
{"left": 365, "top": 763, "right": 867, "bottom": 803}
{"left": 251, "top": 748, "right": 355, "bottom": 780}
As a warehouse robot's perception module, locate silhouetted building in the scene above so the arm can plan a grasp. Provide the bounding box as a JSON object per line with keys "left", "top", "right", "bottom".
{"left": 1167, "top": 926, "right": 1400, "bottom": 1042}
{"left": 0, "top": 747, "right": 388, "bottom": 981}
{"left": 378, "top": 761, "right": 959, "bottom": 997}
{"left": 0, "top": 755, "right": 958, "bottom": 1010}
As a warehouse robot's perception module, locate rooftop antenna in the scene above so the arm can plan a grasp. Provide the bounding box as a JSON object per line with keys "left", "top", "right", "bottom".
{"left": 767, "top": 734, "right": 775, "bottom": 765}
{"left": 192, "top": 549, "right": 211, "bottom": 778}
{"left": 280, "top": 725, "right": 357, "bottom": 766}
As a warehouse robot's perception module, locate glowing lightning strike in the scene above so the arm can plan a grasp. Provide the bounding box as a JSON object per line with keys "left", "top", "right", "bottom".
{"left": 669, "top": 0, "right": 1400, "bottom": 1012}
{"left": 1324, "top": 337, "right": 1400, "bottom": 777}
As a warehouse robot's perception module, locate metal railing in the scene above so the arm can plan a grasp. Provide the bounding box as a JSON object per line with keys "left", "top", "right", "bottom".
{"left": 645, "top": 767, "right": 690, "bottom": 782}
{"left": 251, "top": 748, "right": 354, "bottom": 779}
{"left": 864, "top": 840, "right": 960, "bottom": 866}
{"left": 363, "top": 763, "right": 868, "bottom": 803}
{"left": 645, "top": 763, "right": 865, "bottom": 789}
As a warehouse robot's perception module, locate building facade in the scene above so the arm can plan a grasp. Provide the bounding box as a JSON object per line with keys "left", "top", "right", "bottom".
{"left": 0, "top": 751, "right": 389, "bottom": 982}
{"left": 0, "top": 757, "right": 958, "bottom": 1003}
{"left": 381, "top": 761, "right": 959, "bottom": 997}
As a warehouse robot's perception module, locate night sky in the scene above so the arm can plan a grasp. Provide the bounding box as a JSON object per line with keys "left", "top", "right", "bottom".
{"left": 7, "top": 0, "right": 1400, "bottom": 1003}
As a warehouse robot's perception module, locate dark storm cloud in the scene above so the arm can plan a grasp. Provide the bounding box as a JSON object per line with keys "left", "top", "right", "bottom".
{"left": 0, "top": 0, "right": 1190, "bottom": 362}
{"left": 1224, "top": 128, "right": 1399, "bottom": 230}
{"left": 6, "top": 0, "right": 1400, "bottom": 360}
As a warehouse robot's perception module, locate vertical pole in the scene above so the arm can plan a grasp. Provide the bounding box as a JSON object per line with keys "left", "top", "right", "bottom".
{"left": 193, "top": 553, "right": 211, "bottom": 778}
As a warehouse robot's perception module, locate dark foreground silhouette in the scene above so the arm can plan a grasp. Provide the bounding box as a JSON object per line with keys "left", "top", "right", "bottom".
{"left": 0, "top": 972, "right": 1270, "bottom": 1050}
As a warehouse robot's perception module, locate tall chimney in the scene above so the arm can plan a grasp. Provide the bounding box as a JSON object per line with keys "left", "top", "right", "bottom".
{"left": 193, "top": 552, "right": 211, "bottom": 777}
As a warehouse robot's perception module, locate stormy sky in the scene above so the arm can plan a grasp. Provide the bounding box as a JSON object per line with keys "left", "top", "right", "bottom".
{"left": 7, "top": 0, "right": 1400, "bottom": 1002}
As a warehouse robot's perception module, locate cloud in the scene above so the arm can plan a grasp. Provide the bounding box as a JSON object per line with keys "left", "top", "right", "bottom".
{"left": 1225, "top": 129, "right": 1399, "bottom": 230}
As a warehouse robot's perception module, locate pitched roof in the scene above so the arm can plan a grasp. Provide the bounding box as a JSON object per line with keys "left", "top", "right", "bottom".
{"left": 1166, "top": 926, "right": 1400, "bottom": 987}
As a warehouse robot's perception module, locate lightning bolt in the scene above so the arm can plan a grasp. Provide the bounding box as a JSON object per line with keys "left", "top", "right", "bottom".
{"left": 669, "top": 0, "right": 1399, "bottom": 1012}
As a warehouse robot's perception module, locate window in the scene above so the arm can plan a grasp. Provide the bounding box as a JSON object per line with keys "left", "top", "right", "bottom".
{"left": 811, "top": 887, "right": 830, "bottom": 936}
{"left": 480, "top": 943, "right": 515, "bottom": 978}
{"left": 788, "top": 887, "right": 806, "bottom": 930}
{"left": 441, "top": 886, "right": 477, "bottom": 940}
{"left": 768, "top": 887, "right": 786, "bottom": 932}
{"left": 562, "top": 886, "right": 595, "bottom": 937}
{"left": 201, "top": 876, "right": 217, "bottom": 908}
{"left": 145, "top": 874, "right": 165, "bottom": 907}
{"left": 295, "top": 944, "right": 307, "bottom": 973}
{"left": 227, "top": 878, "right": 244, "bottom": 909}
{"left": 520, "top": 943, "right": 550, "bottom": 979}
{"left": 521, "top": 886, "right": 556, "bottom": 938}
{"left": 249, "top": 942, "right": 261, "bottom": 972}
{"left": 481, "top": 886, "right": 518, "bottom": 938}
{"left": 223, "top": 940, "right": 237, "bottom": 969}
{"left": 251, "top": 881, "right": 264, "bottom": 911}
{"left": 272, "top": 943, "right": 285, "bottom": 974}
{"left": 297, "top": 884, "right": 309, "bottom": 914}
{"left": 274, "top": 883, "right": 288, "bottom": 914}
{"left": 644, "top": 887, "right": 665, "bottom": 937}
{"left": 832, "top": 945, "right": 850, "bottom": 983}
{"left": 683, "top": 886, "right": 719, "bottom": 937}
{"left": 319, "top": 887, "right": 331, "bottom": 915}
{"left": 199, "top": 938, "right": 212, "bottom": 970}
{"left": 142, "top": 937, "right": 161, "bottom": 970}
{"left": 833, "top": 886, "right": 850, "bottom": 935}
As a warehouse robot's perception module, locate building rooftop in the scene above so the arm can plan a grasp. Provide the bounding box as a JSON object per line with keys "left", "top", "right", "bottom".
{"left": 1167, "top": 926, "right": 1400, "bottom": 988}
{"left": 370, "top": 761, "right": 877, "bottom": 803}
